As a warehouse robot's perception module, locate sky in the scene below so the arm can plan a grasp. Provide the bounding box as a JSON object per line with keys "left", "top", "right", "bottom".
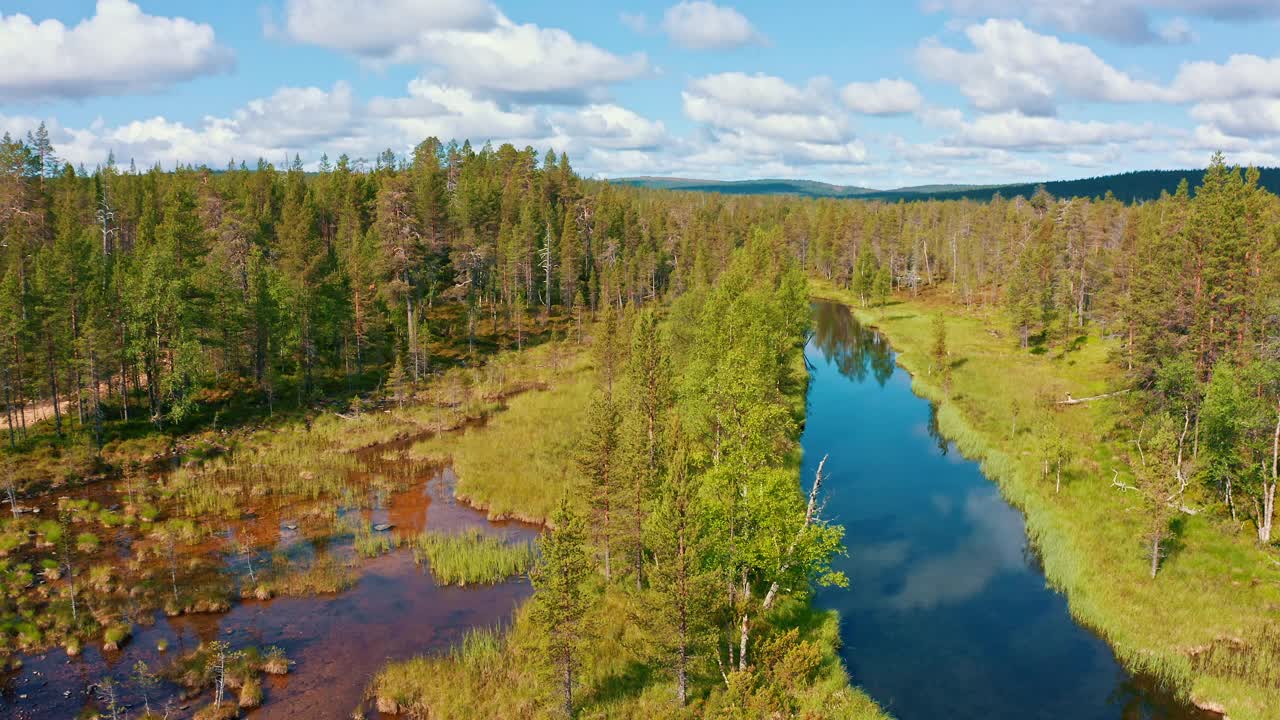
{"left": 2, "top": 1, "right": 1280, "bottom": 188}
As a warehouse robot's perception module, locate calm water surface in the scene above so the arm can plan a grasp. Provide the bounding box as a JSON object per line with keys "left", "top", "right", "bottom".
{"left": 804, "top": 301, "right": 1212, "bottom": 720}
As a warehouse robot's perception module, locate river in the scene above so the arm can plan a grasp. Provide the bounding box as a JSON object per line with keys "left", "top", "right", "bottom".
{"left": 803, "top": 301, "right": 1212, "bottom": 720}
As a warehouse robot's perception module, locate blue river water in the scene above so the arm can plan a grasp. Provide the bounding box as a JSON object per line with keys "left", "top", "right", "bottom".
{"left": 802, "top": 301, "right": 1210, "bottom": 720}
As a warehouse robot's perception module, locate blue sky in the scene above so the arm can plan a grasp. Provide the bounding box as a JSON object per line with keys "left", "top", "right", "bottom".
{"left": 3, "top": 1, "right": 1280, "bottom": 188}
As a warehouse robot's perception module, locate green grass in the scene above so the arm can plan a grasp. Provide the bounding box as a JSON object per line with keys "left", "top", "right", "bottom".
{"left": 409, "top": 349, "right": 595, "bottom": 524}
{"left": 261, "top": 554, "right": 356, "bottom": 596}
{"left": 368, "top": 587, "right": 890, "bottom": 720}
{"left": 815, "top": 280, "right": 1280, "bottom": 719}
{"left": 411, "top": 529, "right": 536, "bottom": 586}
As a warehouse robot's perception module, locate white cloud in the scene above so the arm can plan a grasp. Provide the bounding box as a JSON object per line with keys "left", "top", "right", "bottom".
{"left": 1, "top": 75, "right": 678, "bottom": 178}
{"left": 401, "top": 16, "right": 649, "bottom": 102}
{"left": 681, "top": 72, "right": 867, "bottom": 168}
{"left": 279, "top": 0, "right": 498, "bottom": 55}
{"left": 550, "top": 105, "right": 666, "bottom": 150}
{"left": 948, "top": 111, "right": 1153, "bottom": 149}
{"left": 0, "top": 0, "right": 233, "bottom": 101}
{"left": 922, "top": 0, "right": 1280, "bottom": 45}
{"left": 917, "top": 20, "right": 1167, "bottom": 115}
{"left": 683, "top": 73, "right": 846, "bottom": 141}
{"left": 280, "top": 2, "right": 647, "bottom": 103}
{"left": 371, "top": 80, "right": 547, "bottom": 143}
{"left": 1170, "top": 54, "right": 1280, "bottom": 102}
{"left": 1190, "top": 98, "right": 1280, "bottom": 138}
{"left": 841, "top": 79, "right": 924, "bottom": 115}
{"left": 228, "top": 83, "right": 359, "bottom": 148}
{"left": 661, "top": 1, "right": 764, "bottom": 50}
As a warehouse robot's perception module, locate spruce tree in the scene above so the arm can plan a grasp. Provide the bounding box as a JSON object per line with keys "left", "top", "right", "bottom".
{"left": 530, "top": 497, "right": 592, "bottom": 718}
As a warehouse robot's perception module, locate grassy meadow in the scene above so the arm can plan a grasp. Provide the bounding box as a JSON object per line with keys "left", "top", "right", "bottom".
{"left": 408, "top": 346, "right": 595, "bottom": 524}
{"left": 814, "top": 280, "right": 1280, "bottom": 719}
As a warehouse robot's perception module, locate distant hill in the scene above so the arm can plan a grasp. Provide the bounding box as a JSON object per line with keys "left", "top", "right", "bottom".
{"left": 611, "top": 168, "right": 1280, "bottom": 204}
{"left": 613, "top": 177, "right": 878, "bottom": 198}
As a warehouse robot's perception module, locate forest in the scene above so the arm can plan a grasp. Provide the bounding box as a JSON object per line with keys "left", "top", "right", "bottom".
{"left": 0, "top": 122, "right": 1277, "bottom": 718}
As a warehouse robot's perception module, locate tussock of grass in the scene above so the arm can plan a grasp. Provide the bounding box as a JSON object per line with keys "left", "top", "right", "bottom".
{"left": 411, "top": 529, "right": 536, "bottom": 586}
{"left": 816, "top": 281, "right": 1280, "bottom": 719}
{"left": 262, "top": 554, "right": 355, "bottom": 596}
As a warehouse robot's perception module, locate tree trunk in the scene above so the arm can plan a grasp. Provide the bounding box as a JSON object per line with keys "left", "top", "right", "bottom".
{"left": 46, "top": 334, "right": 62, "bottom": 436}
{"left": 1149, "top": 531, "right": 1161, "bottom": 579}
{"left": 763, "top": 455, "right": 827, "bottom": 610}
{"left": 1261, "top": 407, "right": 1279, "bottom": 545}
{"left": 562, "top": 652, "right": 573, "bottom": 719}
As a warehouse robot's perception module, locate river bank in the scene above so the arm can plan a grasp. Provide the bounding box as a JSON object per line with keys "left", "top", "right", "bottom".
{"left": 815, "top": 282, "right": 1280, "bottom": 719}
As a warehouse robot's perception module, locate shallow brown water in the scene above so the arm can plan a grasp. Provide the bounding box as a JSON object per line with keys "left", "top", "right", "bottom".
{"left": 1, "top": 467, "right": 537, "bottom": 719}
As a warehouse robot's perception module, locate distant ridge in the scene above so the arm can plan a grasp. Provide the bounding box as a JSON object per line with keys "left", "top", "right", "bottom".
{"left": 613, "top": 177, "right": 879, "bottom": 197}
{"left": 612, "top": 168, "right": 1280, "bottom": 204}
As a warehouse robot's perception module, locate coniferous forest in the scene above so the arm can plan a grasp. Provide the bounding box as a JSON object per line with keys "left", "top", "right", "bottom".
{"left": 1, "top": 127, "right": 1278, "bottom": 719}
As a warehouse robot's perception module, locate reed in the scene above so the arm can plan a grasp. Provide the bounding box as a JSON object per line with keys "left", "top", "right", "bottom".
{"left": 411, "top": 529, "right": 536, "bottom": 586}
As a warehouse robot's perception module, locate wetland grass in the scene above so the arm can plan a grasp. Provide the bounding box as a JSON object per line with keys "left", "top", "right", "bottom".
{"left": 411, "top": 529, "right": 536, "bottom": 586}
{"left": 411, "top": 368, "right": 595, "bottom": 524}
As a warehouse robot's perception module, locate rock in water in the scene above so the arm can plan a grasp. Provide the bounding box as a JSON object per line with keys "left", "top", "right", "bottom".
{"left": 372, "top": 523, "right": 394, "bottom": 532}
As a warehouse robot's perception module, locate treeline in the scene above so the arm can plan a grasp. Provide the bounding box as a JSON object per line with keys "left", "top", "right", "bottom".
{"left": 0, "top": 128, "right": 690, "bottom": 445}
{"left": 859, "top": 167, "right": 1280, "bottom": 204}
{"left": 799, "top": 152, "right": 1279, "bottom": 547}
{"left": 1, "top": 126, "right": 1276, "bottom": 547}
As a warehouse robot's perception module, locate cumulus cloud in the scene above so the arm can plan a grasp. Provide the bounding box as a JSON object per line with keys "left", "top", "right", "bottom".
{"left": 681, "top": 72, "right": 867, "bottom": 167}
{"left": 371, "top": 80, "right": 549, "bottom": 144}
{"left": 278, "top": 0, "right": 498, "bottom": 55}
{"left": 1170, "top": 54, "right": 1280, "bottom": 102}
{"left": 279, "top": 1, "right": 646, "bottom": 102}
{"left": 0, "top": 0, "right": 233, "bottom": 101}
{"left": 661, "top": 1, "right": 765, "bottom": 50}
{"left": 922, "top": 0, "right": 1280, "bottom": 45}
{"left": 402, "top": 17, "right": 649, "bottom": 102}
{"left": 684, "top": 73, "right": 847, "bottom": 141}
{"left": 948, "top": 111, "right": 1153, "bottom": 149}
{"left": 1190, "top": 98, "right": 1280, "bottom": 138}
{"left": 841, "top": 79, "right": 924, "bottom": 115}
{"left": 0, "top": 75, "right": 679, "bottom": 179}
{"left": 549, "top": 105, "right": 667, "bottom": 150}
{"left": 917, "top": 20, "right": 1167, "bottom": 115}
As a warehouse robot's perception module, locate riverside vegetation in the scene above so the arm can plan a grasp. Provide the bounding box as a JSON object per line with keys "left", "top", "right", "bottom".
{"left": 0, "top": 123, "right": 1275, "bottom": 717}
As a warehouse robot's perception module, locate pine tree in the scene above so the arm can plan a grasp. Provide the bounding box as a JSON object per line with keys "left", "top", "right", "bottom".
{"left": 560, "top": 206, "right": 580, "bottom": 307}
{"left": 619, "top": 308, "right": 671, "bottom": 589}
{"left": 645, "top": 426, "right": 714, "bottom": 705}
{"left": 530, "top": 497, "right": 592, "bottom": 719}
{"left": 929, "top": 314, "right": 950, "bottom": 393}
{"left": 577, "top": 392, "right": 620, "bottom": 580}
